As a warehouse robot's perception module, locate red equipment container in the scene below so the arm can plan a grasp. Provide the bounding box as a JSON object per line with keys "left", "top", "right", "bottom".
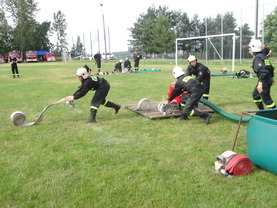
{"left": 167, "top": 82, "right": 187, "bottom": 103}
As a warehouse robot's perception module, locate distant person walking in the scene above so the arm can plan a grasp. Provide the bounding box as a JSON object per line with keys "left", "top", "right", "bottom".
{"left": 10, "top": 56, "right": 20, "bottom": 78}
{"left": 249, "top": 39, "right": 276, "bottom": 110}
{"left": 133, "top": 51, "right": 141, "bottom": 71}
{"left": 94, "top": 51, "right": 102, "bottom": 72}
{"left": 261, "top": 43, "right": 272, "bottom": 58}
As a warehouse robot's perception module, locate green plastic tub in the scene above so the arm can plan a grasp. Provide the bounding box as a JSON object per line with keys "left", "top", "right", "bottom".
{"left": 246, "top": 109, "right": 277, "bottom": 174}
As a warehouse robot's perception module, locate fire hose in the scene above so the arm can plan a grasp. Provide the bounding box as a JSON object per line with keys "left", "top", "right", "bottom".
{"left": 10, "top": 98, "right": 74, "bottom": 127}
{"left": 215, "top": 150, "right": 252, "bottom": 177}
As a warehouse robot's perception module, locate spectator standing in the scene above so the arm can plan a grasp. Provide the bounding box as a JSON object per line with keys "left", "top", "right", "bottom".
{"left": 261, "top": 43, "right": 272, "bottom": 58}
{"left": 133, "top": 51, "right": 141, "bottom": 71}
{"left": 94, "top": 51, "right": 102, "bottom": 72}
{"left": 10, "top": 56, "right": 20, "bottom": 78}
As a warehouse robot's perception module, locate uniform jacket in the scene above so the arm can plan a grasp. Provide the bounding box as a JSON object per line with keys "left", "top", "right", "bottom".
{"left": 186, "top": 62, "right": 210, "bottom": 83}
{"left": 73, "top": 76, "right": 105, "bottom": 100}
{"left": 252, "top": 52, "right": 274, "bottom": 82}
{"left": 168, "top": 74, "right": 202, "bottom": 102}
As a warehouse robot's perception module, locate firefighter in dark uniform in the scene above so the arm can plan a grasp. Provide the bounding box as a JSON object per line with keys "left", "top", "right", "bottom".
{"left": 10, "top": 56, "right": 20, "bottom": 78}
{"left": 114, "top": 59, "right": 123, "bottom": 73}
{"left": 65, "top": 68, "right": 121, "bottom": 123}
{"left": 186, "top": 55, "right": 210, "bottom": 100}
{"left": 133, "top": 51, "right": 141, "bottom": 71}
{"left": 164, "top": 66, "right": 212, "bottom": 124}
{"left": 124, "top": 57, "right": 132, "bottom": 72}
{"left": 94, "top": 51, "right": 102, "bottom": 72}
{"left": 249, "top": 39, "right": 276, "bottom": 110}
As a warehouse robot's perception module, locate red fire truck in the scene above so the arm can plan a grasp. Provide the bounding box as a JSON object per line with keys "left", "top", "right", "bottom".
{"left": 8, "top": 50, "right": 22, "bottom": 62}
{"left": 44, "top": 52, "right": 56, "bottom": 62}
{"left": 0, "top": 54, "right": 4, "bottom": 63}
{"left": 26, "top": 51, "right": 38, "bottom": 62}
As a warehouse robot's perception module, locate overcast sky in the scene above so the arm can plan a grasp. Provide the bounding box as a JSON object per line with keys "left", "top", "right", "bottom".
{"left": 36, "top": 0, "right": 276, "bottom": 54}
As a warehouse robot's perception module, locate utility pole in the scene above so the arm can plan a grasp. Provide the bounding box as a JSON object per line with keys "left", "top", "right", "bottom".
{"left": 100, "top": 3, "right": 107, "bottom": 60}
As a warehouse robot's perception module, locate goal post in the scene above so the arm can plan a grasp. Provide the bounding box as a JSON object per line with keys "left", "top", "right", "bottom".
{"left": 175, "top": 33, "right": 236, "bottom": 71}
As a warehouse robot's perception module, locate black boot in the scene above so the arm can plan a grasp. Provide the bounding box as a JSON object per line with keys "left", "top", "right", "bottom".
{"left": 268, "top": 105, "right": 276, "bottom": 109}
{"left": 178, "top": 114, "right": 189, "bottom": 120}
{"left": 85, "top": 109, "right": 97, "bottom": 123}
{"left": 200, "top": 112, "right": 212, "bottom": 124}
{"left": 105, "top": 101, "right": 121, "bottom": 114}
{"left": 256, "top": 102, "right": 264, "bottom": 110}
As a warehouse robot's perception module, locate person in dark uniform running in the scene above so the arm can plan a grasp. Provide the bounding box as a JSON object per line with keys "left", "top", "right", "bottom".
{"left": 133, "top": 51, "right": 141, "bottom": 71}
{"left": 65, "top": 68, "right": 121, "bottom": 123}
{"left": 186, "top": 55, "right": 210, "bottom": 100}
{"left": 94, "top": 51, "right": 102, "bottom": 72}
{"left": 249, "top": 39, "right": 276, "bottom": 110}
{"left": 10, "top": 56, "right": 20, "bottom": 78}
{"left": 164, "top": 66, "right": 212, "bottom": 124}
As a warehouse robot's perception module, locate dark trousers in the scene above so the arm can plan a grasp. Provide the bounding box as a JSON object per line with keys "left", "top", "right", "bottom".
{"left": 91, "top": 80, "right": 110, "bottom": 108}
{"left": 11, "top": 64, "right": 19, "bottom": 75}
{"left": 252, "top": 77, "right": 274, "bottom": 107}
{"left": 181, "top": 86, "right": 204, "bottom": 116}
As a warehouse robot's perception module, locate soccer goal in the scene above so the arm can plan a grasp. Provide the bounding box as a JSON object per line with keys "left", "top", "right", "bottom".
{"left": 175, "top": 33, "right": 236, "bottom": 71}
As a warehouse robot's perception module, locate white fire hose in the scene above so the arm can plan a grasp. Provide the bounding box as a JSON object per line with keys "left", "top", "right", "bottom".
{"left": 10, "top": 98, "right": 73, "bottom": 127}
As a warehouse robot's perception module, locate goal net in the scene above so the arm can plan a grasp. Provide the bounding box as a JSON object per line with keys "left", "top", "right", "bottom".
{"left": 175, "top": 33, "right": 236, "bottom": 71}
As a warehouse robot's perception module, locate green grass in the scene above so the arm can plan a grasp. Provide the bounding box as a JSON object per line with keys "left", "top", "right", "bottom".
{"left": 0, "top": 59, "right": 276, "bottom": 207}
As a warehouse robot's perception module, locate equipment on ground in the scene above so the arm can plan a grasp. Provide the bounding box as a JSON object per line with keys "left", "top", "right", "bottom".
{"left": 10, "top": 98, "right": 69, "bottom": 127}
{"left": 215, "top": 150, "right": 252, "bottom": 177}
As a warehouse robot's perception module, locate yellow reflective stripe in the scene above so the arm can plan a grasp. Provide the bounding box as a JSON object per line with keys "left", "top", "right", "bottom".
{"left": 203, "top": 94, "right": 209, "bottom": 97}
{"left": 189, "top": 109, "right": 194, "bottom": 116}
{"left": 182, "top": 76, "right": 193, "bottom": 83}
{"left": 180, "top": 103, "right": 185, "bottom": 106}
{"left": 103, "top": 100, "right": 108, "bottom": 106}
{"left": 264, "top": 59, "right": 271, "bottom": 66}
{"left": 90, "top": 106, "right": 98, "bottom": 110}
{"left": 253, "top": 99, "right": 263, "bottom": 103}
{"left": 91, "top": 76, "right": 97, "bottom": 81}
{"left": 266, "top": 103, "right": 276, "bottom": 108}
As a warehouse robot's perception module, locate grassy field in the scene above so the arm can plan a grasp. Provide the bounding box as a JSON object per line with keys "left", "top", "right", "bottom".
{"left": 0, "top": 58, "right": 276, "bottom": 207}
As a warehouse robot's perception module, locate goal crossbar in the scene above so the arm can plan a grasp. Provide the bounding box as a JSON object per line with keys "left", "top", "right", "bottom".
{"left": 175, "top": 33, "right": 236, "bottom": 71}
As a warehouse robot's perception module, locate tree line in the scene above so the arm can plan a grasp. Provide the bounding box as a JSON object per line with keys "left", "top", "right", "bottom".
{"left": 0, "top": 1, "right": 276, "bottom": 59}
{"left": 0, "top": 0, "right": 67, "bottom": 58}
{"left": 128, "top": 5, "right": 277, "bottom": 59}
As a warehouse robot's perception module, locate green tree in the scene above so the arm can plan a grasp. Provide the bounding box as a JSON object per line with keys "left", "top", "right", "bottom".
{"left": 263, "top": 6, "right": 277, "bottom": 54}
{"left": 151, "top": 15, "right": 175, "bottom": 55}
{"left": 70, "top": 36, "right": 84, "bottom": 57}
{"left": 0, "top": 6, "right": 12, "bottom": 55}
{"left": 4, "top": 0, "right": 39, "bottom": 53}
{"left": 52, "top": 10, "right": 68, "bottom": 55}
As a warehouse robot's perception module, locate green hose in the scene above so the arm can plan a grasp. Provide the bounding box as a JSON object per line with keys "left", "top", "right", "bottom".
{"left": 199, "top": 98, "right": 251, "bottom": 123}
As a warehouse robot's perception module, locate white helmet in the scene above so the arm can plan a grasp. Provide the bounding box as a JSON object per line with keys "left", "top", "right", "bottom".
{"left": 120, "top": 59, "right": 123, "bottom": 63}
{"left": 188, "top": 55, "right": 196, "bottom": 62}
{"left": 172, "top": 66, "right": 184, "bottom": 78}
{"left": 249, "top": 39, "right": 262, "bottom": 52}
{"left": 76, "top": 67, "right": 88, "bottom": 79}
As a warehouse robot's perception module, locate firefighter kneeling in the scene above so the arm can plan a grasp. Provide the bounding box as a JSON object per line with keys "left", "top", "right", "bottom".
{"left": 164, "top": 66, "right": 212, "bottom": 124}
